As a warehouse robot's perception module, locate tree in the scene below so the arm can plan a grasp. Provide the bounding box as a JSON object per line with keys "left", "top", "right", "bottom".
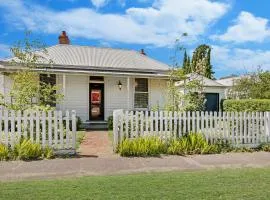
{"left": 191, "top": 44, "right": 214, "bottom": 79}
{"left": 182, "top": 50, "right": 188, "bottom": 73}
{"left": 204, "top": 48, "right": 214, "bottom": 79}
{"left": 0, "top": 32, "right": 63, "bottom": 111}
{"left": 182, "top": 50, "right": 192, "bottom": 74}
{"left": 229, "top": 70, "right": 270, "bottom": 99}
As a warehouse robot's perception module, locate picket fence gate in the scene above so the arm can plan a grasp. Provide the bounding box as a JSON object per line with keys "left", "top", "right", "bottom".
{"left": 113, "top": 110, "right": 270, "bottom": 150}
{"left": 0, "top": 110, "right": 77, "bottom": 151}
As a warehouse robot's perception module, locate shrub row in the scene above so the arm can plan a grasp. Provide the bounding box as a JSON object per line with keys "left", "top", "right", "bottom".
{"left": 118, "top": 133, "right": 224, "bottom": 157}
{"left": 0, "top": 139, "right": 54, "bottom": 161}
{"left": 223, "top": 99, "right": 270, "bottom": 112}
{"left": 118, "top": 133, "right": 270, "bottom": 157}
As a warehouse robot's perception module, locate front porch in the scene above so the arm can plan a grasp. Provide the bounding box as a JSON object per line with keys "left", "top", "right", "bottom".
{"left": 57, "top": 74, "right": 168, "bottom": 123}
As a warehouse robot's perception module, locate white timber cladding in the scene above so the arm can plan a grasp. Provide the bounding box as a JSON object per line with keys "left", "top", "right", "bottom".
{"left": 104, "top": 77, "right": 168, "bottom": 119}
{"left": 57, "top": 74, "right": 89, "bottom": 121}
{"left": 149, "top": 79, "right": 167, "bottom": 109}
{"left": 0, "top": 73, "right": 168, "bottom": 121}
{"left": 104, "top": 76, "right": 130, "bottom": 119}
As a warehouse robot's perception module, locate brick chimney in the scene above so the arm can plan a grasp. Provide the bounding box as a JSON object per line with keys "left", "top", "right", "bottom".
{"left": 140, "top": 49, "right": 146, "bottom": 56}
{"left": 58, "top": 31, "right": 70, "bottom": 44}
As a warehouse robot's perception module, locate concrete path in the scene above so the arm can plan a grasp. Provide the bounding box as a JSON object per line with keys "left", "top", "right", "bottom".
{"left": 0, "top": 152, "right": 269, "bottom": 181}
{"left": 78, "top": 131, "right": 115, "bottom": 158}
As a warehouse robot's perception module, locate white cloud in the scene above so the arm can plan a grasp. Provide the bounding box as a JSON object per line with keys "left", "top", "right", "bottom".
{"left": 0, "top": 0, "right": 229, "bottom": 47}
{"left": 90, "top": 0, "right": 110, "bottom": 8}
{"left": 0, "top": 44, "right": 11, "bottom": 59}
{"left": 212, "top": 12, "right": 270, "bottom": 43}
{"left": 212, "top": 45, "right": 270, "bottom": 73}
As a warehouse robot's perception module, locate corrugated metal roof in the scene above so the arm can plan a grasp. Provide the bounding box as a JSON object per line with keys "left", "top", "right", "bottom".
{"left": 23, "top": 44, "right": 169, "bottom": 72}
{"left": 176, "top": 73, "right": 226, "bottom": 87}
{"left": 216, "top": 76, "right": 242, "bottom": 87}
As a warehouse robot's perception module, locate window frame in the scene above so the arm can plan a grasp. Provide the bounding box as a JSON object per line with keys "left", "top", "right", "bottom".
{"left": 134, "top": 78, "right": 149, "bottom": 109}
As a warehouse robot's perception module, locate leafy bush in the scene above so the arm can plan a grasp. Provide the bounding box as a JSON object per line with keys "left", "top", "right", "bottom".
{"left": 76, "top": 117, "right": 83, "bottom": 130}
{"left": 118, "top": 137, "right": 167, "bottom": 157}
{"left": 0, "top": 144, "right": 9, "bottom": 161}
{"left": 12, "top": 139, "right": 54, "bottom": 160}
{"left": 107, "top": 116, "right": 113, "bottom": 130}
{"left": 259, "top": 143, "right": 270, "bottom": 152}
{"left": 13, "top": 139, "right": 43, "bottom": 160}
{"left": 167, "top": 133, "right": 220, "bottom": 155}
{"left": 223, "top": 99, "right": 270, "bottom": 112}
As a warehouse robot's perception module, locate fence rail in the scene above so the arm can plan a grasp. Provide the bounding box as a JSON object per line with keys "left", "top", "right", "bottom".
{"left": 0, "top": 110, "right": 77, "bottom": 150}
{"left": 113, "top": 110, "right": 270, "bottom": 150}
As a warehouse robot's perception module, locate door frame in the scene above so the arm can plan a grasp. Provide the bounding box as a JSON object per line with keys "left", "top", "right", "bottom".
{"left": 204, "top": 93, "right": 220, "bottom": 111}
{"left": 89, "top": 83, "right": 105, "bottom": 121}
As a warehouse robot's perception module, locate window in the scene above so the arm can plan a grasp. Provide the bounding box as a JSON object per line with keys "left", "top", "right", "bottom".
{"left": 39, "top": 74, "right": 57, "bottom": 107}
{"left": 40, "top": 74, "right": 56, "bottom": 86}
{"left": 134, "top": 78, "right": 148, "bottom": 109}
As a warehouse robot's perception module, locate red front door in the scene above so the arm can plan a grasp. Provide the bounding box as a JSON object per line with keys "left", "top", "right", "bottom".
{"left": 90, "top": 83, "right": 104, "bottom": 120}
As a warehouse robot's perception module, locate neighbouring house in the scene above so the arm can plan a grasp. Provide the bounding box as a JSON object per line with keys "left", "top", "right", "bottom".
{"left": 0, "top": 31, "right": 170, "bottom": 123}
{"left": 175, "top": 73, "right": 227, "bottom": 111}
{"left": 216, "top": 75, "right": 242, "bottom": 99}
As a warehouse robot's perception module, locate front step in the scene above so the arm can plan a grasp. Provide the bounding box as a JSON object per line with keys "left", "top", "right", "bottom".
{"left": 83, "top": 121, "right": 108, "bottom": 130}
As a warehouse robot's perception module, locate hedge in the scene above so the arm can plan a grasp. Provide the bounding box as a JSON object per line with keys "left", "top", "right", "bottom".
{"left": 223, "top": 99, "right": 270, "bottom": 112}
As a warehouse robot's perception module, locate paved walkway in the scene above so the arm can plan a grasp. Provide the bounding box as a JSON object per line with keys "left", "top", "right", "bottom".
{"left": 0, "top": 152, "right": 269, "bottom": 181}
{"left": 78, "top": 131, "right": 115, "bottom": 158}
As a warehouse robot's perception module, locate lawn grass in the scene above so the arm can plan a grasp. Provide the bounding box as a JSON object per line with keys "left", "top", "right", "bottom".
{"left": 0, "top": 168, "right": 270, "bottom": 200}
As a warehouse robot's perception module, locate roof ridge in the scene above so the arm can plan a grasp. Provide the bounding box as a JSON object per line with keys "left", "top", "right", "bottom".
{"left": 48, "top": 44, "right": 136, "bottom": 53}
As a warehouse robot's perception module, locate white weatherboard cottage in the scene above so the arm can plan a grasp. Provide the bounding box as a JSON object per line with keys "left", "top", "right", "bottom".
{"left": 0, "top": 32, "right": 170, "bottom": 122}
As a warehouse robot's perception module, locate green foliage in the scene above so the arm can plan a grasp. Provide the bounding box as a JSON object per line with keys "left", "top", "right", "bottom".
{"left": 229, "top": 70, "right": 270, "bottom": 99}
{"left": 166, "top": 70, "right": 205, "bottom": 112}
{"left": 0, "top": 144, "right": 9, "bottom": 161}
{"left": 0, "top": 32, "right": 63, "bottom": 111}
{"left": 11, "top": 139, "right": 54, "bottom": 160}
{"left": 259, "top": 143, "right": 270, "bottom": 152}
{"left": 167, "top": 133, "right": 219, "bottom": 155}
{"left": 118, "top": 137, "right": 167, "bottom": 157}
{"left": 182, "top": 50, "right": 191, "bottom": 74}
{"left": 42, "top": 146, "right": 55, "bottom": 159}
{"left": 223, "top": 99, "right": 270, "bottom": 112}
{"left": 191, "top": 44, "right": 214, "bottom": 79}
{"left": 107, "top": 116, "right": 113, "bottom": 130}
{"left": 13, "top": 139, "right": 43, "bottom": 160}
{"left": 76, "top": 117, "right": 83, "bottom": 130}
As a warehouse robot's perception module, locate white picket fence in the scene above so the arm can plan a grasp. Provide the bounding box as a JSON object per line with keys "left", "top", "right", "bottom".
{"left": 113, "top": 110, "right": 270, "bottom": 150}
{"left": 0, "top": 110, "right": 77, "bottom": 150}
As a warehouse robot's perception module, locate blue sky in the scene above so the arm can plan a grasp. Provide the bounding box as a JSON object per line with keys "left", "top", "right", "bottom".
{"left": 0, "top": 0, "right": 270, "bottom": 78}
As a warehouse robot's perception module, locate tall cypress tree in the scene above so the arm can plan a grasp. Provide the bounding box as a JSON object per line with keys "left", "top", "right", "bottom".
{"left": 182, "top": 50, "right": 188, "bottom": 74}
{"left": 191, "top": 44, "right": 214, "bottom": 79}
{"left": 187, "top": 56, "right": 191, "bottom": 73}
{"left": 204, "top": 48, "right": 214, "bottom": 79}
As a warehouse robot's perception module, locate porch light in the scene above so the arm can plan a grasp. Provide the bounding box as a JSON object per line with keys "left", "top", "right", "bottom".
{"left": 118, "top": 81, "right": 122, "bottom": 90}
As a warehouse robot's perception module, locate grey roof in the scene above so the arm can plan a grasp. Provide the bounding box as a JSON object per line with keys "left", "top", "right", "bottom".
{"left": 216, "top": 76, "right": 242, "bottom": 87}
{"left": 2, "top": 45, "right": 169, "bottom": 73}
{"left": 176, "top": 73, "right": 226, "bottom": 87}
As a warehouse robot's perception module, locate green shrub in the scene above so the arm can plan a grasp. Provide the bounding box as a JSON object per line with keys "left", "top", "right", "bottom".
{"left": 107, "top": 116, "right": 113, "bottom": 130}
{"left": 76, "top": 117, "right": 83, "bottom": 130}
{"left": 118, "top": 137, "right": 167, "bottom": 157}
{"left": 12, "top": 139, "right": 53, "bottom": 160}
{"left": 13, "top": 139, "right": 43, "bottom": 160}
{"left": 223, "top": 99, "right": 270, "bottom": 112}
{"left": 42, "top": 146, "right": 54, "bottom": 159}
{"left": 0, "top": 144, "right": 9, "bottom": 161}
{"left": 259, "top": 143, "right": 270, "bottom": 152}
{"left": 167, "top": 133, "right": 220, "bottom": 155}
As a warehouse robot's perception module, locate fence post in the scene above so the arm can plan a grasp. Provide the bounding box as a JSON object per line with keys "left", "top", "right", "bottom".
{"left": 71, "top": 110, "right": 77, "bottom": 150}
{"left": 266, "top": 112, "right": 270, "bottom": 141}
{"left": 113, "top": 109, "right": 122, "bottom": 152}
